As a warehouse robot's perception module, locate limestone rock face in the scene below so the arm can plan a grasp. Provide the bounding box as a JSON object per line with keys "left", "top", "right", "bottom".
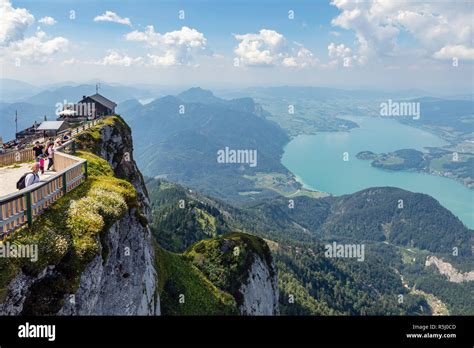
{"left": 426, "top": 256, "right": 474, "bottom": 283}
{"left": 239, "top": 256, "right": 279, "bottom": 316}
{"left": 0, "top": 266, "right": 55, "bottom": 315}
{"left": 97, "top": 120, "right": 151, "bottom": 218}
{"left": 59, "top": 119, "right": 160, "bottom": 315}
{"left": 58, "top": 210, "right": 160, "bottom": 315}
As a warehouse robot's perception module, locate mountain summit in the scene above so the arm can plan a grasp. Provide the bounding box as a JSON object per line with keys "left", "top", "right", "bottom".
{"left": 177, "top": 87, "right": 221, "bottom": 104}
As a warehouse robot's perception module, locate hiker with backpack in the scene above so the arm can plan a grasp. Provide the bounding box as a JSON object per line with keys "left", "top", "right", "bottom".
{"left": 17, "top": 164, "right": 40, "bottom": 190}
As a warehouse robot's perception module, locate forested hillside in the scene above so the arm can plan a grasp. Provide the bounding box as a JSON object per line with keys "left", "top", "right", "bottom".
{"left": 147, "top": 178, "right": 473, "bottom": 315}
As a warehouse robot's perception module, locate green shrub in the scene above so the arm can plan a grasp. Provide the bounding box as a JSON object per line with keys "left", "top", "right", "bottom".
{"left": 154, "top": 241, "right": 238, "bottom": 315}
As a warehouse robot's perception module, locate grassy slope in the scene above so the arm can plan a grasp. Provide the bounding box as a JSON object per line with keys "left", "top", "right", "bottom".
{"left": 184, "top": 232, "right": 274, "bottom": 307}
{"left": 153, "top": 240, "right": 238, "bottom": 315}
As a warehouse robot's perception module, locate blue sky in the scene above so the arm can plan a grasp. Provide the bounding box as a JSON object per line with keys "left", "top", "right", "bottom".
{"left": 14, "top": 1, "right": 339, "bottom": 47}
{"left": 2, "top": 0, "right": 473, "bottom": 93}
{"left": 12, "top": 0, "right": 343, "bottom": 61}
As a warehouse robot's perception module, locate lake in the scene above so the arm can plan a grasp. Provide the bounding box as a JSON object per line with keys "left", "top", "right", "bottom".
{"left": 282, "top": 116, "right": 474, "bottom": 229}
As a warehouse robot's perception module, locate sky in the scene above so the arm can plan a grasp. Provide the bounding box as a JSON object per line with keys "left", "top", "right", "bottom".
{"left": 1, "top": 0, "right": 473, "bottom": 93}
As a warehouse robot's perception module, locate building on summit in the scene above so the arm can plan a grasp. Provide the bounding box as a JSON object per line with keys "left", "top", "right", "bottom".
{"left": 58, "top": 93, "right": 117, "bottom": 121}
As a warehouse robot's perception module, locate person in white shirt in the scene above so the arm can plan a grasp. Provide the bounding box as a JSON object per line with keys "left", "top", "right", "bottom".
{"left": 46, "top": 142, "right": 55, "bottom": 171}
{"left": 25, "top": 163, "right": 41, "bottom": 187}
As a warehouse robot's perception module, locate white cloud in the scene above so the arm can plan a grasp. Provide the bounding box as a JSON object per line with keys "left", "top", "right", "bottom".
{"left": 282, "top": 44, "right": 318, "bottom": 68}
{"left": 125, "top": 26, "right": 209, "bottom": 66}
{"left": 327, "top": 42, "right": 360, "bottom": 67}
{"left": 330, "top": 0, "right": 473, "bottom": 63}
{"left": 233, "top": 29, "right": 317, "bottom": 67}
{"left": 147, "top": 52, "right": 177, "bottom": 67}
{"left": 94, "top": 11, "right": 131, "bottom": 26}
{"left": 124, "top": 25, "right": 159, "bottom": 45}
{"left": 38, "top": 16, "right": 56, "bottom": 26}
{"left": 433, "top": 45, "right": 474, "bottom": 60}
{"left": 0, "top": 1, "right": 67, "bottom": 63}
{"left": 328, "top": 42, "right": 351, "bottom": 59}
{"left": 7, "top": 30, "right": 68, "bottom": 63}
{"left": 0, "top": 0, "right": 34, "bottom": 45}
{"left": 97, "top": 50, "right": 143, "bottom": 66}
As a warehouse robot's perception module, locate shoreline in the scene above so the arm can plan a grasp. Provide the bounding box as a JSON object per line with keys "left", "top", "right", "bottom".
{"left": 280, "top": 118, "right": 474, "bottom": 229}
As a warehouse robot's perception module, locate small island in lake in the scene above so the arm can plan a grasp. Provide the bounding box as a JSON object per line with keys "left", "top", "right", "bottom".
{"left": 356, "top": 148, "right": 474, "bottom": 189}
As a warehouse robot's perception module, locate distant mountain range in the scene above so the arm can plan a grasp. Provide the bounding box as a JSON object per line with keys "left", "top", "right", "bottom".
{"left": 0, "top": 79, "right": 42, "bottom": 102}
{"left": 225, "top": 86, "right": 430, "bottom": 101}
{"left": 120, "top": 87, "right": 290, "bottom": 201}
{"left": 0, "top": 102, "right": 53, "bottom": 141}
{"left": 2, "top": 79, "right": 472, "bottom": 147}
{"left": 402, "top": 98, "right": 474, "bottom": 133}
{"left": 114, "top": 86, "right": 474, "bottom": 202}
{"left": 0, "top": 80, "right": 155, "bottom": 141}
{"left": 23, "top": 84, "right": 153, "bottom": 106}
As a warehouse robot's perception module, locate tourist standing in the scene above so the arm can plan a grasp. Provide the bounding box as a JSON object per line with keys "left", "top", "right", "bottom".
{"left": 32, "top": 141, "right": 44, "bottom": 161}
{"left": 46, "top": 142, "right": 55, "bottom": 170}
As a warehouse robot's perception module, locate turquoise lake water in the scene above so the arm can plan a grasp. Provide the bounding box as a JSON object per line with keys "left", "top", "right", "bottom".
{"left": 282, "top": 116, "right": 474, "bottom": 229}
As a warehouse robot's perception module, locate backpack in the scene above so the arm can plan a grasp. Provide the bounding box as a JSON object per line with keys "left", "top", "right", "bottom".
{"left": 17, "top": 172, "right": 34, "bottom": 190}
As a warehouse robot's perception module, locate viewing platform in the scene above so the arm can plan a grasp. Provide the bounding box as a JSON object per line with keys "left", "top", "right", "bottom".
{"left": 0, "top": 119, "right": 105, "bottom": 238}
{"left": 0, "top": 163, "right": 55, "bottom": 197}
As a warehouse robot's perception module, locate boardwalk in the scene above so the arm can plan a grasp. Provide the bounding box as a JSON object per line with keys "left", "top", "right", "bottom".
{"left": 0, "top": 140, "right": 87, "bottom": 236}
{"left": 0, "top": 163, "right": 55, "bottom": 197}
{"left": 0, "top": 119, "right": 102, "bottom": 199}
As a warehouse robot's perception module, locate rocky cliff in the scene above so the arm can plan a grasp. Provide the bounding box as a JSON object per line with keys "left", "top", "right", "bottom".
{"left": 61, "top": 117, "right": 160, "bottom": 315}
{"left": 238, "top": 254, "right": 279, "bottom": 315}
{"left": 425, "top": 256, "right": 474, "bottom": 283}
{"left": 184, "top": 232, "right": 279, "bottom": 315}
{"left": 0, "top": 116, "right": 159, "bottom": 315}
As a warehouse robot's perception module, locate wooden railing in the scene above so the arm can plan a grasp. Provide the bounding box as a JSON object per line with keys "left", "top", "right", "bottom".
{"left": 0, "top": 118, "right": 101, "bottom": 167}
{"left": 0, "top": 140, "right": 88, "bottom": 239}
{"left": 0, "top": 148, "right": 35, "bottom": 166}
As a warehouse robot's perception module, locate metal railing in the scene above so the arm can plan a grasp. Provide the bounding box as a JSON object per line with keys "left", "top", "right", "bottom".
{"left": 0, "top": 118, "right": 102, "bottom": 167}
{"left": 0, "top": 140, "right": 88, "bottom": 238}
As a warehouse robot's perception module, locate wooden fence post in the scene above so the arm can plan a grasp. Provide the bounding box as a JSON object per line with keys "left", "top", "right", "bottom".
{"left": 25, "top": 192, "right": 32, "bottom": 227}
{"left": 62, "top": 173, "right": 67, "bottom": 195}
